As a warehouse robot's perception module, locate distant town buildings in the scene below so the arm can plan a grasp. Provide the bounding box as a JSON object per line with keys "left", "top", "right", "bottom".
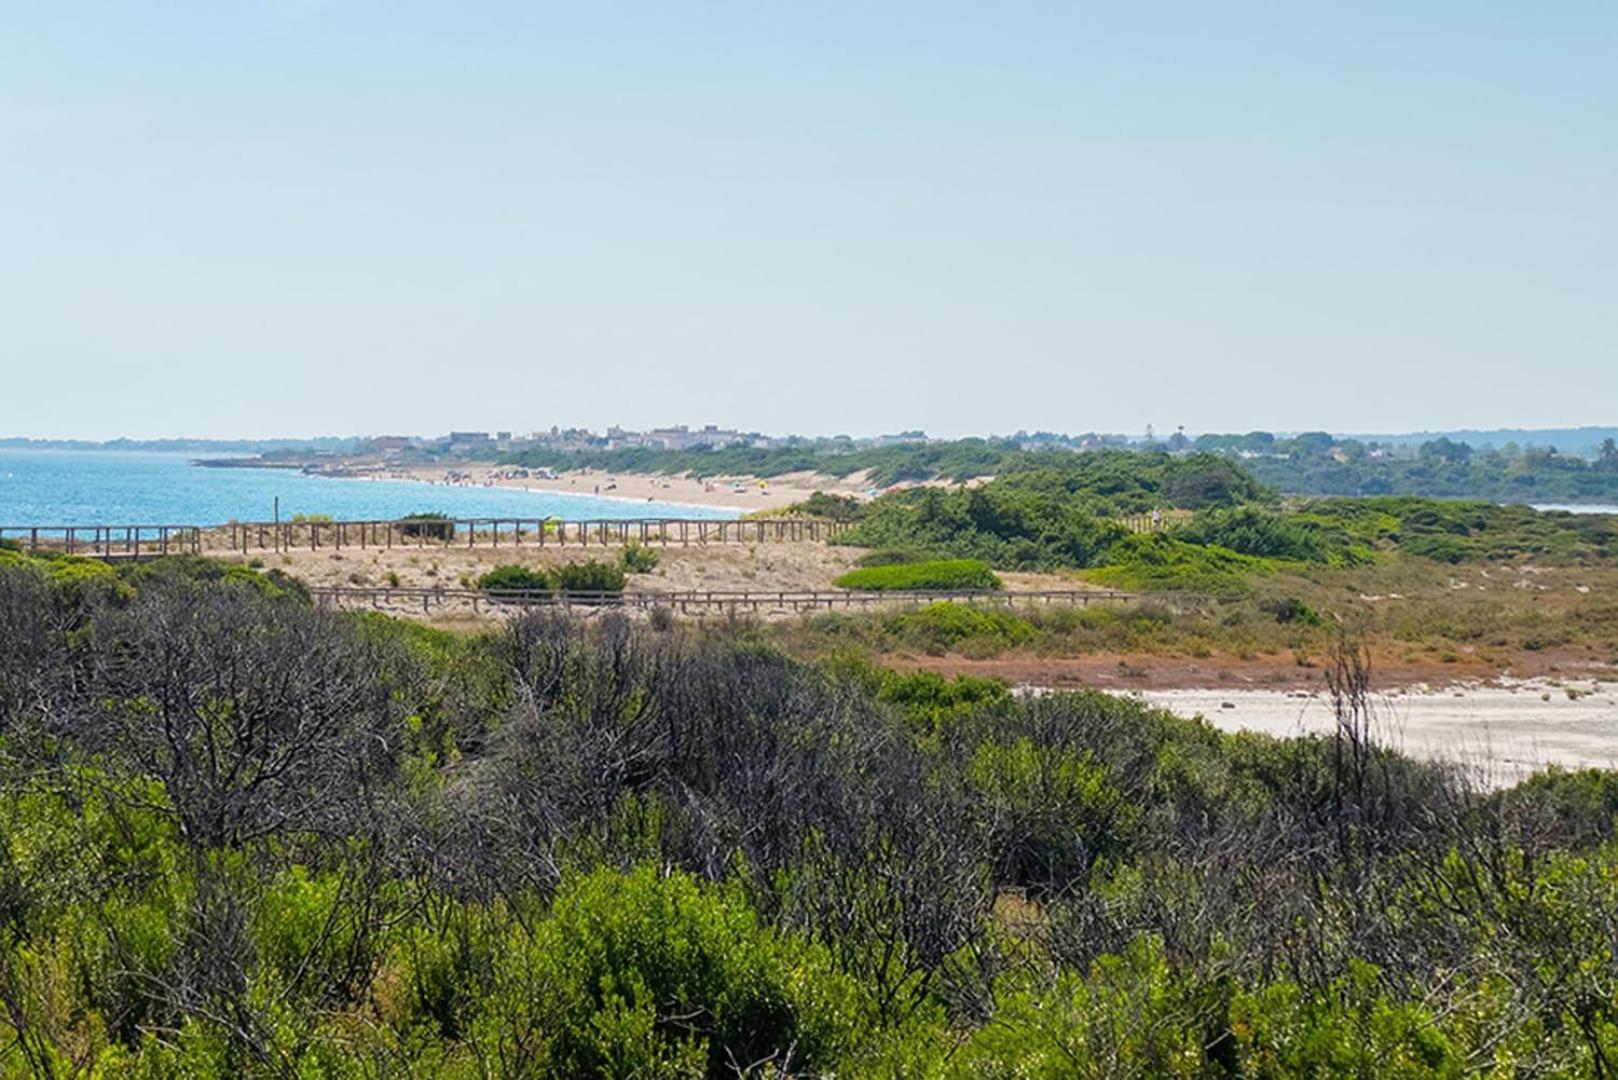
{"left": 365, "top": 435, "right": 414, "bottom": 453}
{"left": 448, "top": 431, "right": 495, "bottom": 449}
{"left": 378, "top": 424, "right": 1207, "bottom": 460}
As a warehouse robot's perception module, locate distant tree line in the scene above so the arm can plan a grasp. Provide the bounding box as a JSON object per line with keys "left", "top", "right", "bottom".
{"left": 506, "top": 433, "right": 1618, "bottom": 503}
{"left": 1198, "top": 431, "right": 1618, "bottom": 501}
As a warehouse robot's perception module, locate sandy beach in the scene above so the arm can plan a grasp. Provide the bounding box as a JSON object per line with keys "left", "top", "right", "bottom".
{"left": 1138, "top": 680, "right": 1618, "bottom": 785}
{"left": 372, "top": 464, "right": 870, "bottom": 513}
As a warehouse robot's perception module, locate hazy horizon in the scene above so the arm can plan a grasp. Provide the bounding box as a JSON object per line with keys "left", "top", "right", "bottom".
{"left": 4, "top": 4, "right": 1614, "bottom": 440}
{"left": 9, "top": 417, "right": 1618, "bottom": 443}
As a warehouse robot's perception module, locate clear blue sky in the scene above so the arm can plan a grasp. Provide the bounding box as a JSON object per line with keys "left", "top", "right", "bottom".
{"left": 3, "top": 3, "right": 1613, "bottom": 440}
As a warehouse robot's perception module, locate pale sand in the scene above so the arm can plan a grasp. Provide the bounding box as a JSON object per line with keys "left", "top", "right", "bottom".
{"left": 228, "top": 540, "right": 868, "bottom": 595}
{"left": 229, "top": 542, "right": 1084, "bottom": 598}
{"left": 379, "top": 465, "right": 871, "bottom": 513}
{"left": 1134, "top": 681, "right": 1618, "bottom": 785}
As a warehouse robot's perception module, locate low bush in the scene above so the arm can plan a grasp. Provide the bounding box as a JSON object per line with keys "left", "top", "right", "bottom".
{"left": 835, "top": 559, "right": 1002, "bottom": 591}
{"left": 619, "top": 544, "right": 660, "bottom": 574}
{"left": 883, "top": 602, "right": 1036, "bottom": 654}
{"left": 1086, "top": 534, "right": 1268, "bottom": 594}
{"left": 556, "top": 560, "right": 627, "bottom": 593}
{"left": 1262, "top": 595, "right": 1323, "bottom": 626}
{"left": 872, "top": 667, "right": 1012, "bottom": 735}
{"left": 476, "top": 561, "right": 627, "bottom": 595}
{"left": 476, "top": 564, "right": 555, "bottom": 592}
{"left": 789, "top": 491, "right": 867, "bottom": 521}
{"left": 514, "top": 865, "right": 865, "bottom": 1075}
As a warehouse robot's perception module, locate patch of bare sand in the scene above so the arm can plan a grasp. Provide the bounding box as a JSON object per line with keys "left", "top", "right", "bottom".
{"left": 1137, "top": 681, "right": 1618, "bottom": 785}
{"left": 381, "top": 465, "right": 869, "bottom": 513}
{"left": 889, "top": 651, "right": 1618, "bottom": 784}
{"left": 228, "top": 539, "right": 866, "bottom": 594}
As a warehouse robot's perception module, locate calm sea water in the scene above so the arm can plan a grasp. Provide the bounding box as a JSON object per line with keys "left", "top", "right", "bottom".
{"left": 0, "top": 449, "right": 738, "bottom": 525}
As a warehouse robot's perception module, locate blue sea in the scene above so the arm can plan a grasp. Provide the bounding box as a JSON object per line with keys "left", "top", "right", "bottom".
{"left": 0, "top": 449, "right": 739, "bottom": 526}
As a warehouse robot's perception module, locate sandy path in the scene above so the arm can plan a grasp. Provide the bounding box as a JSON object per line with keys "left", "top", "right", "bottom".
{"left": 1135, "top": 681, "right": 1618, "bottom": 785}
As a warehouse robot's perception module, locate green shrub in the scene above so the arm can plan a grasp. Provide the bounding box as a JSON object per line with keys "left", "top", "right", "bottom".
{"left": 506, "top": 865, "right": 866, "bottom": 1075}
{"left": 883, "top": 602, "right": 1035, "bottom": 653}
{"left": 875, "top": 669, "right": 1011, "bottom": 732}
{"left": 1172, "top": 506, "right": 1346, "bottom": 563}
{"left": 1088, "top": 534, "right": 1267, "bottom": 594}
{"left": 477, "top": 564, "right": 556, "bottom": 591}
{"left": 835, "top": 559, "right": 1002, "bottom": 591}
{"left": 1262, "top": 596, "right": 1322, "bottom": 625}
{"left": 477, "top": 560, "right": 627, "bottom": 593}
{"left": 619, "top": 544, "right": 660, "bottom": 574}
{"left": 789, "top": 492, "right": 867, "bottom": 521}
{"left": 556, "top": 560, "right": 627, "bottom": 593}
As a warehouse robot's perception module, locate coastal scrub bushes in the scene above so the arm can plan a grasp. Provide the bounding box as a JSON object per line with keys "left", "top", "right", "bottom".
{"left": 6, "top": 561, "right": 1618, "bottom": 1072}
{"left": 840, "top": 467, "right": 1618, "bottom": 592}
{"left": 882, "top": 601, "right": 1037, "bottom": 653}
{"left": 619, "top": 542, "right": 660, "bottom": 573}
{"left": 845, "top": 486, "right": 1124, "bottom": 570}
{"left": 1081, "top": 534, "right": 1273, "bottom": 594}
{"left": 834, "top": 558, "right": 1002, "bottom": 591}
{"left": 1282, "top": 497, "right": 1618, "bottom": 564}
{"left": 477, "top": 560, "right": 628, "bottom": 594}
{"left": 476, "top": 564, "right": 555, "bottom": 591}
{"left": 557, "top": 559, "right": 627, "bottom": 592}
{"left": 780, "top": 491, "right": 867, "bottom": 521}
{"left": 1170, "top": 505, "right": 1358, "bottom": 564}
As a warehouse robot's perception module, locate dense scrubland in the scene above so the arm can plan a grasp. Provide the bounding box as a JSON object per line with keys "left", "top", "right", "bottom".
{"left": 821, "top": 456, "right": 1618, "bottom": 585}
{"left": 3, "top": 546, "right": 1618, "bottom": 1075}
{"left": 503, "top": 434, "right": 1618, "bottom": 502}
{"left": 760, "top": 455, "right": 1618, "bottom": 683}
{"left": 1216, "top": 432, "right": 1618, "bottom": 502}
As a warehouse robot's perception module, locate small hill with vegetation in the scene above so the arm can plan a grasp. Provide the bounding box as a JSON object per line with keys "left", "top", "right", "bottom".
{"left": 817, "top": 456, "right": 1618, "bottom": 593}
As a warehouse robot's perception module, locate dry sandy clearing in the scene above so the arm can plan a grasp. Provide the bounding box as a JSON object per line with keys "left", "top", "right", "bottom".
{"left": 1136, "top": 681, "right": 1618, "bottom": 785}
{"left": 384, "top": 466, "right": 871, "bottom": 512}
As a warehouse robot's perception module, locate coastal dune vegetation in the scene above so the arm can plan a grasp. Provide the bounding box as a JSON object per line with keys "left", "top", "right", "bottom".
{"left": 501, "top": 434, "right": 1618, "bottom": 503}
{"left": 807, "top": 454, "right": 1618, "bottom": 593}
{"left": 2, "top": 545, "right": 1618, "bottom": 1074}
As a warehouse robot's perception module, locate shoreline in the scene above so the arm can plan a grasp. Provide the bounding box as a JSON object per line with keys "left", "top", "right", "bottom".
{"left": 377, "top": 463, "right": 867, "bottom": 513}
{"left": 346, "top": 471, "right": 748, "bottom": 517}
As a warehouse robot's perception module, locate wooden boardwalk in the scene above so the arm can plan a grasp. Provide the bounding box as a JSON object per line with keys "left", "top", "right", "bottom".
{"left": 4, "top": 508, "right": 1180, "bottom": 562}
{"left": 1, "top": 516, "right": 849, "bottom": 557}
{"left": 310, "top": 585, "right": 1155, "bottom": 617}
{"left": 221, "top": 516, "right": 849, "bottom": 552}
{"left": 0, "top": 524, "right": 203, "bottom": 560}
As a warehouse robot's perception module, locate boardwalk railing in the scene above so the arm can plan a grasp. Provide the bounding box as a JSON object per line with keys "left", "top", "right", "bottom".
{"left": 5, "top": 511, "right": 1183, "bottom": 558}
{"left": 220, "top": 516, "right": 849, "bottom": 552}
{"left": 1, "top": 517, "right": 849, "bottom": 556}
{"left": 0, "top": 524, "right": 203, "bottom": 559}
{"left": 310, "top": 586, "right": 1156, "bottom": 616}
